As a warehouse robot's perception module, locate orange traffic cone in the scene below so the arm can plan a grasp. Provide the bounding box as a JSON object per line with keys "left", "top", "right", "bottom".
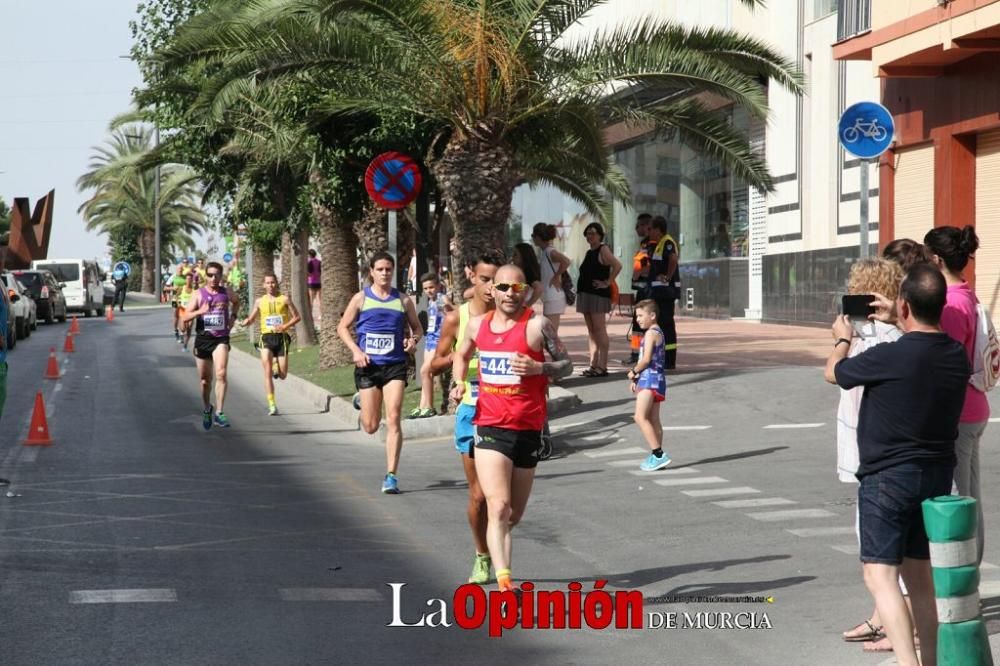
{"left": 44, "top": 347, "right": 60, "bottom": 379}
{"left": 105, "top": 305, "right": 114, "bottom": 321}
{"left": 69, "top": 316, "right": 80, "bottom": 334}
{"left": 23, "top": 392, "right": 52, "bottom": 446}
{"left": 63, "top": 332, "right": 75, "bottom": 353}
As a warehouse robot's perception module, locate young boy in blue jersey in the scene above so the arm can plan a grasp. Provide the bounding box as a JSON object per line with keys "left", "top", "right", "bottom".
{"left": 411, "top": 272, "right": 453, "bottom": 418}
{"left": 627, "top": 300, "right": 671, "bottom": 471}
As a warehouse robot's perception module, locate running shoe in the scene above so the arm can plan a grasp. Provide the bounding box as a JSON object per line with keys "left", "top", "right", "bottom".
{"left": 214, "top": 412, "right": 232, "bottom": 428}
{"left": 468, "top": 554, "right": 492, "bottom": 585}
{"left": 381, "top": 473, "right": 400, "bottom": 494}
{"left": 174, "top": 330, "right": 180, "bottom": 342}
{"left": 268, "top": 402, "right": 278, "bottom": 416}
{"left": 202, "top": 406, "right": 213, "bottom": 431}
{"left": 408, "top": 407, "right": 436, "bottom": 419}
{"left": 639, "top": 452, "right": 672, "bottom": 472}
{"left": 407, "top": 407, "right": 422, "bottom": 419}
{"left": 352, "top": 392, "right": 362, "bottom": 410}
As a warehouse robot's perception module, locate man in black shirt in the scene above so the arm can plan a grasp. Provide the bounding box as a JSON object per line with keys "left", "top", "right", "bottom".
{"left": 825, "top": 264, "right": 969, "bottom": 666}
{"left": 647, "top": 216, "right": 680, "bottom": 369}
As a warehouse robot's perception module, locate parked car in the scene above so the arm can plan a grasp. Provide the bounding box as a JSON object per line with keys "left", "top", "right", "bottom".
{"left": 0, "top": 280, "right": 15, "bottom": 351}
{"left": 2, "top": 272, "right": 37, "bottom": 339}
{"left": 12, "top": 270, "right": 68, "bottom": 325}
{"left": 31, "top": 259, "right": 103, "bottom": 317}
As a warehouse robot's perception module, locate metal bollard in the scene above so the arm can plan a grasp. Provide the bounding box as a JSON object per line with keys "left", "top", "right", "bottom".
{"left": 922, "top": 495, "right": 993, "bottom": 666}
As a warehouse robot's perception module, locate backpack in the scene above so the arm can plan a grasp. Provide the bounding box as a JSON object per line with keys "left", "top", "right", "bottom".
{"left": 969, "top": 302, "right": 1000, "bottom": 392}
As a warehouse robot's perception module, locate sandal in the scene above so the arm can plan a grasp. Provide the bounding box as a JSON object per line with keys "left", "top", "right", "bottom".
{"left": 592, "top": 368, "right": 608, "bottom": 377}
{"left": 842, "top": 620, "right": 884, "bottom": 643}
{"left": 580, "top": 367, "right": 599, "bottom": 377}
{"left": 862, "top": 635, "right": 893, "bottom": 652}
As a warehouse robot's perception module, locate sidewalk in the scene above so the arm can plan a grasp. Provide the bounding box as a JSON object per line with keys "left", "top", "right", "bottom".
{"left": 558, "top": 310, "right": 830, "bottom": 373}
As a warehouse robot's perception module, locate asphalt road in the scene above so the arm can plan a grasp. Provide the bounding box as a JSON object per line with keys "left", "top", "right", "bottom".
{"left": 1, "top": 307, "right": 998, "bottom": 665}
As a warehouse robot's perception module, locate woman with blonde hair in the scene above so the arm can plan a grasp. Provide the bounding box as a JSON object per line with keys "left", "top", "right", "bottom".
{"left": 839, "top": 256, "right": 911, "bottom": 654}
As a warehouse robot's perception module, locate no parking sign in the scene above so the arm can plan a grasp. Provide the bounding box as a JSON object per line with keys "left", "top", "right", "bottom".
{"left": 364, "top": 152, "right": 422, "bottom": 210}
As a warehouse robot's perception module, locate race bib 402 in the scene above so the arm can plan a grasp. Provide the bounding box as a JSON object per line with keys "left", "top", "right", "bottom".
{"left": 364, "top": 333, "right": 395, "bottom": 355}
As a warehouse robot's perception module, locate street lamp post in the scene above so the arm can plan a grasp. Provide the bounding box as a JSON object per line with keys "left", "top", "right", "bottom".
{"left": 154, "top": 125, "right": 161, "bottom": 301}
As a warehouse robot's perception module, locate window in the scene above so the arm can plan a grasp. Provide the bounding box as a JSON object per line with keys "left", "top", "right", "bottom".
{"left": 813, "top": 0, "right": 837, "bottom": 20}
{"left": 837, "top": 0, "right": 871, "bottom": 40}
{"left": 35, "top": 263, "right": 79, "bottom": 282}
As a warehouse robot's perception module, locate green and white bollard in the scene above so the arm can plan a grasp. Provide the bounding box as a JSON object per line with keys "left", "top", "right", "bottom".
{"left": 922, "top": 495, "right": 993, "bottom": 666}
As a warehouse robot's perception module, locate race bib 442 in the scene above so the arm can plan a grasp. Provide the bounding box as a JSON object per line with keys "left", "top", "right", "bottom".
{"left": 478, "top": 351, "right": 520, "bottom": 386}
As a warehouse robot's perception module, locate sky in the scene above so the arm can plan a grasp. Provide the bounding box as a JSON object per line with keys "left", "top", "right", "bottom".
{"left": 0, "top": 1, "right": 204, "bottom": 267}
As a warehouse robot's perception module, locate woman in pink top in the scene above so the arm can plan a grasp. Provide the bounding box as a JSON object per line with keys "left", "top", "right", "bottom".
{"left": 924, "top": 225, "right": 988, "bottom": 565}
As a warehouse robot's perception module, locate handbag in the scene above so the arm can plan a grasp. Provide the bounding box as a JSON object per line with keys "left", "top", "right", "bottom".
{"left": 544, "top": 248, "right": 575, "bottom": 306}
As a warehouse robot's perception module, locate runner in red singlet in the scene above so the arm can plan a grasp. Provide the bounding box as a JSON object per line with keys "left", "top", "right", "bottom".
{"left": 451, "top": 264, "right": 572, "bottom": 593}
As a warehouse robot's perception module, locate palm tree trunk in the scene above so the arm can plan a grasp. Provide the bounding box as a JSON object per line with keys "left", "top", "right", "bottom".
{"left": 279, "top": 231, "right": 292, "bottom": 296}
{"left": 397, "top": 211, "right": 416, "bottom": 293}
{"left": 353, "top": 203, "right": 387, "bottom": 267}
{"left": 312, "top": 171, "right": 357, "bottom": 368}
{"left": 139, "top": 228, "right": 155, "bottom": 293}
{"left": 291, "top": 225, "right": 317, "bottom": 345}
{"left": 429, "top": 138, "right": 519, "bottom": 293}
{"left": 252, "top": 243, "right": 274, "bottom": 293}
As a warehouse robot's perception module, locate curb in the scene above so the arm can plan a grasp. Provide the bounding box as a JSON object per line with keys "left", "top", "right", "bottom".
{"left": 229, "top": 346, "right": 583, "bottom": 441}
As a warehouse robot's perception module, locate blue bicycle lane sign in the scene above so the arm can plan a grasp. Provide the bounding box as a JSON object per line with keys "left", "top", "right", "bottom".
{"left": 838, "top": 101, "right": 895, "bottom": 159}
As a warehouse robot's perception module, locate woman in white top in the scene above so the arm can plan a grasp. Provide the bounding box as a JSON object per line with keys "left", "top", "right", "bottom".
{"left": 837, "top": 256, "right": 908, "bottom": 653}
{"left": 532, "top": 222, "right": 571, "bottom": 332}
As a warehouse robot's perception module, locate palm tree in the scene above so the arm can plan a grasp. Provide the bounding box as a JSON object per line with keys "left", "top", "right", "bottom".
{"left": 158, "top": 0, "right": 801, "bottom": 271}
{"left": 77, "top": 125, "right": 207, "bottom": 292}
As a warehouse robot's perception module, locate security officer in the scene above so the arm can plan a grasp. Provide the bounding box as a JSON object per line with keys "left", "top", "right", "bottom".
{"left": 647, "top": 215, "right": 679, "bottom": 369}
{"left": 626, "top": 213, "right": 654, "bottom": 364}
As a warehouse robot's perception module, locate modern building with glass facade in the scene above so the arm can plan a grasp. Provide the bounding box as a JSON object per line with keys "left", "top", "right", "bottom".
{"left": 512, "top": 0, "right": 882, "bottom": 324}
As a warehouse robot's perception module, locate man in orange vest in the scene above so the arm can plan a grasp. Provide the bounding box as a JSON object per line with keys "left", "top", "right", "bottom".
{"left": 626, "top": 213, "right": 655, "bottom": 364}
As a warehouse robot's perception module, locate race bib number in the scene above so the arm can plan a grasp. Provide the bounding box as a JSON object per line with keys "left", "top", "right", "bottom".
{"left": 265, "top": 315, "right": 284, "bottom": 329}
{"left": 479, "top": 351, "right": 520, "bottom": 386}
{"left": 364, "top": 333, "right": 395, "bottom": 356}
{"left": 203, "top": 312, "right": 225, "bottom": 332}
{"left": 427, "top": 314, "right": 438, "bottom": 334}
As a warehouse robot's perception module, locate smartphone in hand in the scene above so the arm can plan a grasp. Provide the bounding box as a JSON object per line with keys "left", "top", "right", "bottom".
{"left": 842, "top": 294, "right": 876, "bottom": 337}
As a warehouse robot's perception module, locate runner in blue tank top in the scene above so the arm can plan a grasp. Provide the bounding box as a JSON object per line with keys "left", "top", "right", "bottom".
{"left": 627, "top": 299, "right": 671, "bottom": 472}
{"left": 181, "top": 261, "right": 240, "bottom": 430}
{"left": 337, "top": 251, "right": 423, "bottom": 494}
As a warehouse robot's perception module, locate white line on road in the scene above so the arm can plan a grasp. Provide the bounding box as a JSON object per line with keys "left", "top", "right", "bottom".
{"left": 988, "top": 418, "right": 1000, "bottom": 423}
{"left": 786, "top": 526, "right": 856, "bottom": 537}
{"left": 662, "top": 426, "right": 713, "bottom": 431}
{"left": 279, "top": 588, "right": 381, "bottom": 602}
{"left": 681, "top": 486, "right": 761, "bottom": 498}
{"left": 70, "top": 589, "right": 177, "bottom": 604}
{"left": 652, "top": 476, "right": 728, "bottom": 487}
{"left": 762, "top": 423, "right": 825, "bottom": 429}
{"left": 830, "top": 544, "right": 859, "bottom": 555}
{"left": 20, "top": 448, "right": 39, "bottom": 463}
{"left": 981, "top": 562, "right": 999, "bottom": 571}
{"left": 747, "top": 509, "right": 837, "bottom": 521}
{"left": 614, "top": 464, "right": 698, "bottom": 473}
{"left": 583, "top": 447, "right": 647, "bottom": 459}
{"left": 977, "top": 581, "right": 1000, "bottom": 596}
{"left": 713, "top": 498, "right": 797, "bottom": 509}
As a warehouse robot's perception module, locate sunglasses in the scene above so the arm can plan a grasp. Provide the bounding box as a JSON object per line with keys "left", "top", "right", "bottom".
{"left": 494, "top": 282, "right": 528, "bottom": 294}
{"left": 206, "top": 272, "right": 221, "bottom": 278}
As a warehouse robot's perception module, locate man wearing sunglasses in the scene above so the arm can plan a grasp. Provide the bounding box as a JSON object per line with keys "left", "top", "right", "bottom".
{"left": 451, "top": 264, "right": 573, "bottom": 595}
{"left": 182, "top": 261, "right": 240, "bottom": 430}
{"left": 430, "top": 250, "right": 503, "bottom": 585}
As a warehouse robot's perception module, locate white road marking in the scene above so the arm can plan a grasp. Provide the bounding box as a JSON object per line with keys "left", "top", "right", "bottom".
{"left": 662, "top": 425, "right": 713, "bottom": 431}
{"left": 712, "top": 497, "right": 796, "bottom": 509}
{"left": 762, "top": 423, "right": 825, "bottom": 429}
{"left": 581, "top": 434, "right": 612, "bottom": 442}
{"left": 70, "top": 589, "right": 177, "bottom": 604}
{"left": 747, "top": 509, "right": 837, "bottom": 521}
{"left": 682, "top": 486, "right": 761, "bottom": 498}
{"left": 583, "top": 447, "right": 647, "bottom": 459}
{"left": 20, "top": 448, "right": 39, "bottom": 463}
{"left": 652, "top": 476, "right": 728, "bottom": 487}
{"left": 786, "top": 526, "right": 856, "bottom": 537}
{"left": 830, "top": 544, "right": 859, "bottom": 555}
{"left": 988, "top": 418, "right": 1000, "bottom": 423}
{"left": 981, "top": 562, "right": 998, "bottom": 571}
{"left": 978, "top": 581, "right": 1000, "bottom": 596}
{"left": 615, "top": 464, "right": 697, "bottom": 473}
{"left": 279, "top": 588, "right": 381, "bottom": 602}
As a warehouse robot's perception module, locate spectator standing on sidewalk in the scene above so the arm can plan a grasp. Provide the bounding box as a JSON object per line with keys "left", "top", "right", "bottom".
{"left": 576, "top": 222, "right": 621, "bottom": 377}
{"left": 647, "top": 216, "right": 680, "bottom": 369}
{"left": 531, "top": 223, "right": 570, "bottom": 333}
{"left": 307, "top": 249, "right": 321, "bottom": 322}
{"left": 825, "top": 264, "right": 969, "bottom": 666}
{"left": 924, "top": 225, "right": 989, "bottom": 565}
{"left": 510, "top": 243, "right": 543, "bottom": 310}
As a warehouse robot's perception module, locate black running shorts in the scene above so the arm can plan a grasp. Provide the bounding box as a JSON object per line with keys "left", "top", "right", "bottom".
{"left": 474, "top": 425, "right": 544, "bottom": 469}
{"left": 260, "top": 333, "right": 290, "bottom": 358}
{"left": 354, "top": 361, "right": 408, "bottom": 390}
{"left": 194, "top": 334, "right": 231, "bottom": 360}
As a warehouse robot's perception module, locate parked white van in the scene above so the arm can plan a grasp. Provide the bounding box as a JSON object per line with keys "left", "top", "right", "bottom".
{"left": 31, "top": 259, "right": 105, "bottom": 317}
